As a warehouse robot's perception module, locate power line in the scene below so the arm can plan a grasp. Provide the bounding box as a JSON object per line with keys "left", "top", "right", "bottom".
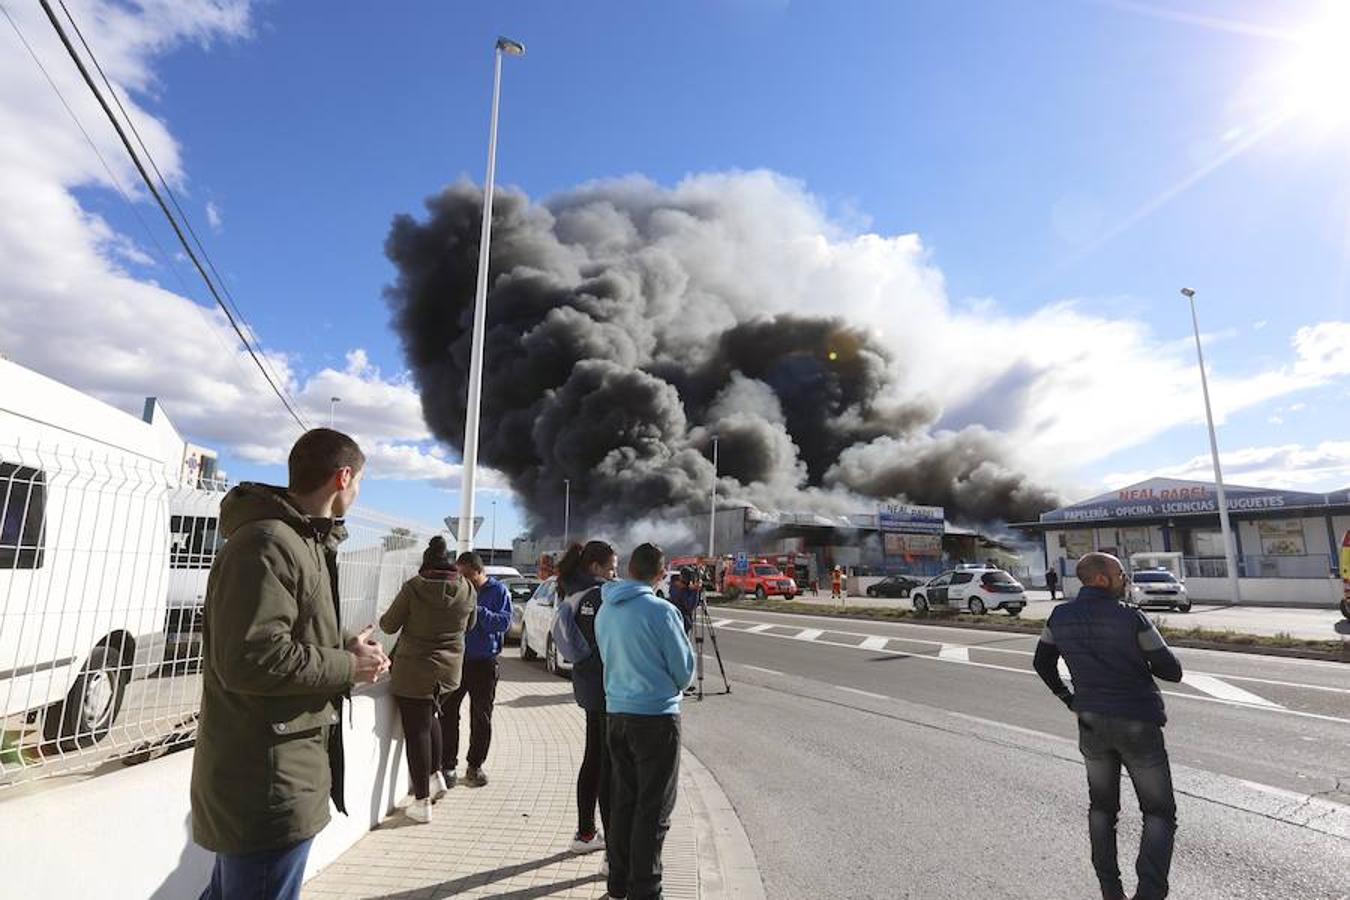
{"left": 54, "top": 0, "right": 299, "bottom": 411}
{"left": 35, "top": 0, "right": 310, "bottom": 433}
{"left": 0, "top": 1, "right": 266, "bottom": 404}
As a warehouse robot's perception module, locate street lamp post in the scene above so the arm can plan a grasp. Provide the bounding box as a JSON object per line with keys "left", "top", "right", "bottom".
{"left": 491, "top": 497, "right": 497, "bottom": 566}
{"left": 1182, "top": 287, "right": 1242, "bottom": 604}
{"left": 328, "top": 396, "right": 340, "bottom": 429}
{"left": 455, "top": 36, "right": 525, "bottom": 556}
{"left": 563, "top": 478, "right": 571, "bottom": 548}
{"left": 708, "top": 436, "right": 719, "bottom": 558}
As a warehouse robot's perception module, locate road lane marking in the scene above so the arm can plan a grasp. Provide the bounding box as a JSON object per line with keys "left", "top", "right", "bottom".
{"left": 836, "top": 685, "right": 888, "bottom": 700}
{"left": 744, "top": 624, "right": 775, "bottom": 634}
{"left": 861, "top": 636, "right": 889, "bottom": 652}
{"left": 741, "top": 664, "right": 784, "bottom": 676}
{"left": 1183, "top": 673, "right": 1283, "bottom": 708}
{"left": 939, "top": 644, "right": 969, "bottom": 662}
{"left": 711, "top": 619, "right": 732, "bottom": 627}
{"left": 714, "top": 618, "right": 1350, "bottom": 725}
{"left": 794, "top": 628, "right": 825, "bottom": 641}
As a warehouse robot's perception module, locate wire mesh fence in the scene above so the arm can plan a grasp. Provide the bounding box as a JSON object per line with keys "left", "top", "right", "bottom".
{"left": 0, "top": 440, "right": 443, "bottom": 789}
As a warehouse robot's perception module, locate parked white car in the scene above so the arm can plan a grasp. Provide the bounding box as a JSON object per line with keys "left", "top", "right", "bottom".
{"left": 518, "top": 577, "right": 571, "bottom": 677}
{"left": 910, "top": 567, "right": 1027, "bottom": 616}
{"left": 501, "top": 576, "right": 540, "bottom": 643}
{"left": 1128, "top": 569, "right": 1191, "bottom": 612}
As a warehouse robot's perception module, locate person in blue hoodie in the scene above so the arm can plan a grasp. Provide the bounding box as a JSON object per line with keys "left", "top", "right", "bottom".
{"left": 444, "top": 552, "right": 513, "bottom": 788}
{"left": 594, "top": 543, "right": 696, "bottom": 900}
{"left": 550, "top": 540, "right": 619, "bottom": 859}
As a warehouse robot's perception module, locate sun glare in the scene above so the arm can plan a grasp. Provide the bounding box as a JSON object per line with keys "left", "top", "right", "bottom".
{"left": 1272, "top": 4, "right": 1350, "bottom": 134}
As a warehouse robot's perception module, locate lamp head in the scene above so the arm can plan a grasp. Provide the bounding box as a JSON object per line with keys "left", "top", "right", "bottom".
{"left": 496, "top": 37, "right": 526, "bottom": 56}
{"left": 1180, "top": 287, "right": 1196, "bottom": 299}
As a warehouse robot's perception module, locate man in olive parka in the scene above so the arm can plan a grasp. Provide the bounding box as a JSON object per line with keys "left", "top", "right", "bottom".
{"left": 191, "top": 429, "right": 389, "bottom": 900}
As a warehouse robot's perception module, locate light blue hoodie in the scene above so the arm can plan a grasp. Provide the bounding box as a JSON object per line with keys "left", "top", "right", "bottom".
{"left": 595, "top": 578, "right": 697, "bottom": 716}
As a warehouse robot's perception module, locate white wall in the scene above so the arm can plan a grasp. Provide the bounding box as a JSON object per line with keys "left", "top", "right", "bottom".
{"left": 0, "top": 683, "right": 408, "bottom": 900}
{"left": 1184, "top": 576, "right": 1340, "bottom": 607}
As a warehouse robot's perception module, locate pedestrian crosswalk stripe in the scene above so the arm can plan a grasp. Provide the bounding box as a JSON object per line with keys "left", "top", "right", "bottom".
{"left": 1183, "top": 673, "right": 1283, "bottom": 708}
{"left": 938, "top": 644, "right": 969, "bottom": 662}
{"left": 860, "top": 636, "right": 889, "bottom": 652}
{"left": 744, "top": 623, "right": 775, "bottom": 633}
{"left": 795, "top": 628, "right": 824, "bottom": 641}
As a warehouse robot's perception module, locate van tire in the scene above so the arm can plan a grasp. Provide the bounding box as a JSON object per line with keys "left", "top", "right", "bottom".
{"left": 43, "top": 645, "right": 128, "bottom": 750}
{"left": 968, "top": 597, "right": 987, "bottom": 616}
{"left": 755, "top": 586, "right": 767, "bottom": 602}
{"left": 520, "top": 626, "right": 537, "bottom": 661}
{"left": 725, "top": 586, "right": 742, "bottom": 601}
{"left": 913, "top": 594, "right": 928, "bottom": 613}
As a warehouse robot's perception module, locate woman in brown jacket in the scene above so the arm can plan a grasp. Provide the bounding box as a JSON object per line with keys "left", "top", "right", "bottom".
{"left": 379, "top": 536, "right": 476, "bottom": 823}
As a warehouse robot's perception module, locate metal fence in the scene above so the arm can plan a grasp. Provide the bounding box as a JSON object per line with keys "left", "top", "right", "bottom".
{"left": 1, "top": 441, "right": 442, "bottom": 789}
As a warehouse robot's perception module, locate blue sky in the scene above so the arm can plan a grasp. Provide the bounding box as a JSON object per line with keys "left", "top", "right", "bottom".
{"left": 4, "top": 0, "right": 1349, "bottom": 545}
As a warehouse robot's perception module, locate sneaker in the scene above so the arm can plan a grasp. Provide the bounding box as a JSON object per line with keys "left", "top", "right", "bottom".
{"left": 431, "top": 771, "right": 449, "bottom": 801}
{"left": 394, "top": 792, "right": 416, "bottom": 810}
{"left": 464, "top": 766, "right": 488, "bottom": 787}
{"left": 570, "top": 830, "right": 605, "bottom": 853}
{"left": 406, "top": 798, "right": 432, "bottom": 824}
{"left": 443, "top": 768, "right": 457, "bottom": 789}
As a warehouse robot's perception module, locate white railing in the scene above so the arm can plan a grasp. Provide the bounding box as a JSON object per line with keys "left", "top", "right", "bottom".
{"left": 1, "top": 441, "right": 442, "bottom": 789}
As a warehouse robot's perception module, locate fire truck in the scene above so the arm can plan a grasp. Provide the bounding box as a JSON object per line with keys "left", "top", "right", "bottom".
{"left": 720, "top": 556, "right": 800, "bottom": 601}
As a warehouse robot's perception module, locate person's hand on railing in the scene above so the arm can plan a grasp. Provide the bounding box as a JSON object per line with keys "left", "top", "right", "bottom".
{"left": 348, "top": 625, "right": 390, "bottom": 684}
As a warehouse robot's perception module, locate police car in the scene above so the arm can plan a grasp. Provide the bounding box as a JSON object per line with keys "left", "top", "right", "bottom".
{"left": 910, "top": 567, "right": 1027, "bottom": 616}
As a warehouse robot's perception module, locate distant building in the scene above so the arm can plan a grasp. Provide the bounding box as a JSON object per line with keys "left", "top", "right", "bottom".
{"left": 1013, "top": 477, "right": 1348, "bottom": 607}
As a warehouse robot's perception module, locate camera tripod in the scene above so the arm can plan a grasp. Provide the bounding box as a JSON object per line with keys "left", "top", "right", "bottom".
{"left": 691, "top": 592, "right": 730, "bottom": 700}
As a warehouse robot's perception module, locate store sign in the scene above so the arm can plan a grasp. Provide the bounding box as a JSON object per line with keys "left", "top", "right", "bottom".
{"left": 1041, "top": 479, "right": 1327, "bottom": 524}
{"left": 879, "top": 503, "right": 944, "bottom": 535}
{"left": 884, "top": 533, "right": 942, "bottom": 556}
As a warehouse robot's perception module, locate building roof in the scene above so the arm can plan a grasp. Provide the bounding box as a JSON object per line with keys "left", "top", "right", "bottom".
{"left": 1015, "top": 477, "right": 1346, "bottom": 530}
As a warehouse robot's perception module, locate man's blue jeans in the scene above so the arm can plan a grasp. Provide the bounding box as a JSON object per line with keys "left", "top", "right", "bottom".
{"left": 1077, "top": 712, "right": 1177, "bottom": 900}
{"left": 199, "top": 838, "right": 314, "bottom": 900}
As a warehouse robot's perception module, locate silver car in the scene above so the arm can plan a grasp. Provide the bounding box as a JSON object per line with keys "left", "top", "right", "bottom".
{"left": 501, "top": 576, "right": 541, "bottom": 643}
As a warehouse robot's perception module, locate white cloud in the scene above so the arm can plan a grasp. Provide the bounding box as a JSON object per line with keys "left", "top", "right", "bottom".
{"left": 205, "top": 199, "right": 222, "bottom": 232}
{"left": 1103, "top": 441, "right": 1350, "bottom": 492}
{"left": 0, "top": 1, "right": 456, "bottom": 489}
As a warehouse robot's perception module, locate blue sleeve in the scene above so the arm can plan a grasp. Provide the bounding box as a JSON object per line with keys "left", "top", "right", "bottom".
{"left": 659, "top": 605, "right": 696, "bottom": 689}
{"left": 551, "top": 596, "right": 592, "bottom": 664}
{"left": 476, "top": 583, "right": 514, "bottom": 636}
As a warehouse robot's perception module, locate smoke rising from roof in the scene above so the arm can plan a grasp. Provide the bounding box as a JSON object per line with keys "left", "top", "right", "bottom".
{"left": 385, "top": 175, "right": 1059, "bottom": 533}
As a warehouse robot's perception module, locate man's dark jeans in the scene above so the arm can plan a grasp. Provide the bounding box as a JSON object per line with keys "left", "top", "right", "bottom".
{"left": 1077, "top": 711, "right": 1177, "bottom": 900}
{"left": 445, "top": 657, "right": 498, "bottom": 770}
{"left": 606, "top": 713, "right": 681, "bottom": 900}
{"left": 199, "top": 837, "right": 313, "bottom": 900}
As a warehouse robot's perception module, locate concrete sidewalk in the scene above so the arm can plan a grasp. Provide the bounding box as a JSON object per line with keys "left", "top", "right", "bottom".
{"left": 303, "top": 658, "right": 762, "bottom": 900}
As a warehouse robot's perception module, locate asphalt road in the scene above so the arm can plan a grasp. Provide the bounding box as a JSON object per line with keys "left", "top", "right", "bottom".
{"left": 680, "top": 608, "right": 1350, "bottom": 900}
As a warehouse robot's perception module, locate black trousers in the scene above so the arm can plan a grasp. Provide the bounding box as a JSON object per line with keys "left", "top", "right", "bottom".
{"left": 607, "top": 713, "right": 680, "bottom": 900}
{"left": 1078, "top": 711, "right": 1177, "bottom": 900}
{"left": 578, "top": 709, "right": 611, "bottom": 836}
{"left": 445, "top": 658, "right": 498, "bottom": 769}
{"left": 396, "top": 697, "right": 441, "bottom": 800}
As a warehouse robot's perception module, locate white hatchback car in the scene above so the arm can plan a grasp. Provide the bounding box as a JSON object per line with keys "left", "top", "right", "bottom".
{"left": 519, "top": 577, "right": 572, "bottom": 677}
{"left": 910, "top": 567, "right": 1027, "bottom": 616}
{"left": 1128, "top": 569, "right": 1191, "bottom": 612}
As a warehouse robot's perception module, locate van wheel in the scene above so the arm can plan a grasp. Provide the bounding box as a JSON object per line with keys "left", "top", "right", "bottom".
{"left": 1176, "top": 602, "right": 1192, "bottom": 613}
{"left": 755, "top": 586, "right": 767, "bottom": 601}
{"left": 520, "top": 626, "right": 537, "bottom": 661}
{"left": 913, "top": 594, "right": 928, "bottom": 613}
{"left": 725, "top": 586, "right": 742, "bottom": 601}
{"left": 968, "top": 597, "right": 987, "bottom": 616}
{"left": 43, "top": 645, "right": 128, "bottom": 750}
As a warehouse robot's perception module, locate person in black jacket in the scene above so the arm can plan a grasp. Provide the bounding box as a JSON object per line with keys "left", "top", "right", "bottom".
{"left": 1034, "top": 552, "right": 1184, "bottom": 900}
{"left": 550, "top": 540, "right": 619, "bottom": 861}
{"left": 1045, "top": 566, "right": 1060, "bottom": 602}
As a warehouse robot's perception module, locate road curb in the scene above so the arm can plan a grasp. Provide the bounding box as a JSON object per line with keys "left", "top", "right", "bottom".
{"left": 710, "top": 601, "right": 1349, "bottom": 662}
{"left": 681, "top": 746, "right": 766, "bottom": 900}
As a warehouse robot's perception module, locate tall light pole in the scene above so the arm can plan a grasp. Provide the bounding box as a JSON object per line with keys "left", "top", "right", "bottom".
{"left": 328, "top": 396, "right": 340, "bottom": 429}
{"left": 708, "top": 436, "right": 720, "bottom": 558}
{"left": 563, "top": 478, "right": 571, "bottom": 548}
{"left": 490, "top": 497, "right": 497, "bottom": 565}
{"left": 1182, "top": 287, "right": 1241, "bottom": 604}
{"left": 456, "top": 36, "right": 525, "bottom": 555}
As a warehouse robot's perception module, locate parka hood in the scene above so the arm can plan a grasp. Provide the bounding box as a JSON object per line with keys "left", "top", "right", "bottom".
{"left": 218, "top": 482, "right": 348, "bottom": 547}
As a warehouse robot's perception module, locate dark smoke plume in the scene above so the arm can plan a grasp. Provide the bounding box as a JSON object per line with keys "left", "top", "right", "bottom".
{"left": 385, "top": 179, "right": 1058, "bottom": 531}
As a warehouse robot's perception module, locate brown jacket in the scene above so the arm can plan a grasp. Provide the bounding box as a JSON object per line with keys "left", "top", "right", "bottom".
{"left": 190, "top": 483, "right": 354, "bottom": 855}
{"left": 380, "top": 573, "right": 477, "bottom": 699}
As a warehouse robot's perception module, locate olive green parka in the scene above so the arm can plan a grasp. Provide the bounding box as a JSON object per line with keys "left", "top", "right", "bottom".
{"left": 190, "top": 483, "right": 354, "bottom": 855}
{"left": 379, "top": 573, "right": 477, "bottom": 699}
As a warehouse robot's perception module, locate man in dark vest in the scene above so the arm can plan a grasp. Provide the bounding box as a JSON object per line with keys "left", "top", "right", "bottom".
{"left": 1034, "top": 552, "right": 1183, "bottom": 900}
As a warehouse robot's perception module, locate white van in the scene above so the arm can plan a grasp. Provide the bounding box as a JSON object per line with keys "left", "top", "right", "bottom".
{"left": 1, "top": 359, "right": 187, "bottom": 749}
